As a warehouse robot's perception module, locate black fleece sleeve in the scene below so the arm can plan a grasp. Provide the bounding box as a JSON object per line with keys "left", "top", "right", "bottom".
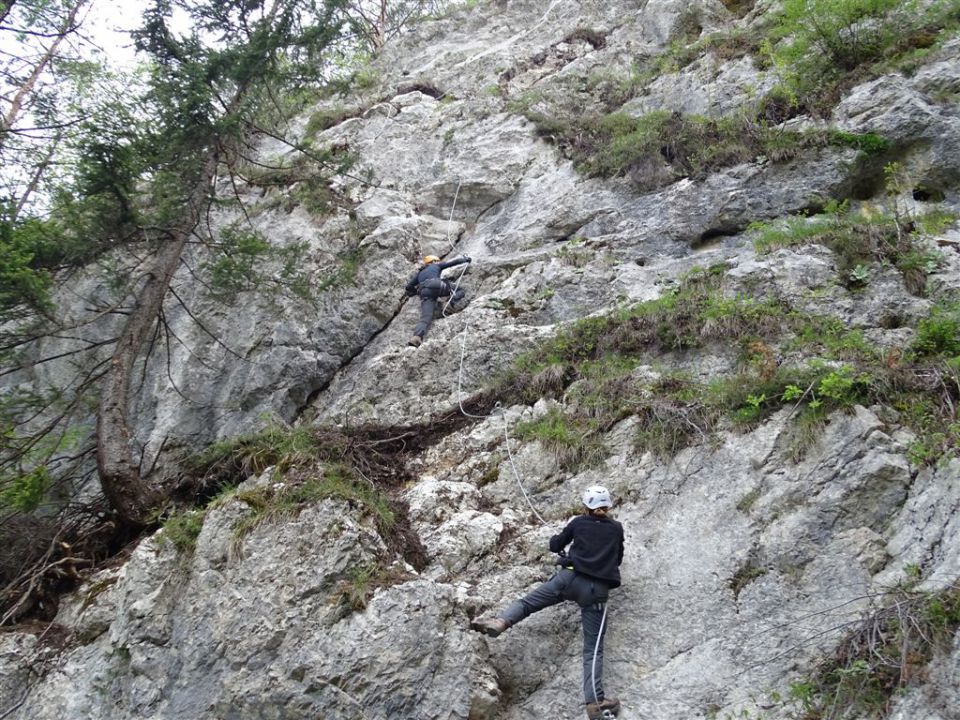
{"left": 404, "top": 271, "right": 420, "bottom": 296}
{"left": 549, "top": 519, "right": 575, "bottom": 554}
{"left": 438, "top": 256, "right": 470, "bottom": 270}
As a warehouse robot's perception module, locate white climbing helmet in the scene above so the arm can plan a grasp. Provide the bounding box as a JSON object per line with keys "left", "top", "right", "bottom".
{"left": 581, "top": 485, "right": 612, "bottom": 510}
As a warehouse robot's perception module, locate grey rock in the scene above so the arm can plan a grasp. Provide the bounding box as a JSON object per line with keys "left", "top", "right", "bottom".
{"left": 5, "top": 2, "right": 960, "bottom": 720}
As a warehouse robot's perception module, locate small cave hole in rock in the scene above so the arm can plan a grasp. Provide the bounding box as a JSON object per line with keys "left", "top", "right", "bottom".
{"left": 694, "top": 227, "right": 741, "bottom": 249}
{"left": 913, "top": 186, "right": 945, "bottom": 202}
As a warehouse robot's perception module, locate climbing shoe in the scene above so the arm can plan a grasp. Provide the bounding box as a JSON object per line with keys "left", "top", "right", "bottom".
{"left": 408, "top": 335, "right": 422, "bottom": 347}
{"left": 470, "top": 617, "right": 508, "bottom": 637}
{"left": 585, "top": 700, "right": 619, "bottom": 719}
{"left": 599, "top": 698, "right": 621, "bottom": 716}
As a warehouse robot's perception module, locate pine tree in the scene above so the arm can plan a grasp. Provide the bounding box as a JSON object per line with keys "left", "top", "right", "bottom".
{"left": 94, "top": 0, "right": 346, "bottom": 526}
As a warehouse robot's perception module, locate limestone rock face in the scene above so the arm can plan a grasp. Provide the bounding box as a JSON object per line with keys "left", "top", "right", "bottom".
{"left": 9, "top": 490, "right": 497, "bottom": 720}
{"left": 4, "top": 1, "right": 960, "bottom": 720}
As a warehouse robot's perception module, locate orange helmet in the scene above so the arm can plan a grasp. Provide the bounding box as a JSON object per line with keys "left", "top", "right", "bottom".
{"left": 423, "top": 255, "right": 440, "bottom": 264}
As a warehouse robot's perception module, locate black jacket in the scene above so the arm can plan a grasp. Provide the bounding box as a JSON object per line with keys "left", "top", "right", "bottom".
{"left": 549, "top": 514, "right": 624, "bottom": 588}
{"left": 405, "top": 257, "right": 470, "bottom": 296}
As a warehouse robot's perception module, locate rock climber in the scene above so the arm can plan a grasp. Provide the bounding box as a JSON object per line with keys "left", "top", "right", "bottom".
{"left": 404, "top": 254, "right": 471, "bottom": 347}
{"left": 470, "top": 485, "right": 625, "bottom": 720}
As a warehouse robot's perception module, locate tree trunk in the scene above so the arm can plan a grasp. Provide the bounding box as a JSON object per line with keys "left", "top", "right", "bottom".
{"left": 0, "top": 0, "right": 86, "bottom": 148}
{"left": 12, "top": 131, "right": 58, "bottom": 220}
{"left": 95, "top": 146, "right": 222, "bottom": 527}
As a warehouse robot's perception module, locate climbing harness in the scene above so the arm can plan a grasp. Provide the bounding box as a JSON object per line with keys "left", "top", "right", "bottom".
{"left": 441, "top": 261, "right": 470, "bottom": 317}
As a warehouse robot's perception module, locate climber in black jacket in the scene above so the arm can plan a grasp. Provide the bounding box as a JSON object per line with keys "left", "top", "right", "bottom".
{"left": 470, "top": 485, "right": 625, "bottom": 720}
{"left": 404, "top": 254, "right": 471, "bottom": 347}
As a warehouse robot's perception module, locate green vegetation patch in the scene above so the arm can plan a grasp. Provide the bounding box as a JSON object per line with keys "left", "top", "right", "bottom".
{"left": 763, "top": 0, "right": 960, "bottom": 117}
{"left": 496, "top": 264, "right": 959, "bottom": 465}
{"left": 515, "top": 105, "right": 886, "bottom": 189}
{"left": 227, "top": 463, "right": 395, "bottom": 541}
{"left": 159, "top": 509, "right": 206, "bottom": 554}
{"left": 782, "top": 583, "right": 960, "bottom": 719}
{"left": 523, "top": 0, "right": 958, "bottom": 158}
{"left": 730, "top": 561, "right": 767, "bottom": 600}
{"left": 515, "top": 406, "right": 606, "bottom": 472}
{"left": 750, "top": 200, "right": 949, "bottom": 295}
{"left": 304, "top": 106, "right": 361, "bottom": 136}
{"left": 176, "top": 424, "right": 427, "bottom": 568}
{"left": 912, "top": 301, "right": 960, "bottom": 357}
{"left": 648, "top": 27, "right": 762, "bottom": 80}
{"left": 331, "top": 562, "right": 414, "bottom": 612}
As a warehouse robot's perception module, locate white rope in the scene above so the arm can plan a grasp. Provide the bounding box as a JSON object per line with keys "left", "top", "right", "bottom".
{"left": 591, "top": 601, "right": 611, "bottom": 714}
{"left": 441, "top": 260, "right": 469, "bottom": 316}
{"left": 442, "top": 184, "right": 613, "bottom": 713}
{"left": 454, "top": 307, "right": 547, "bottom": 525}
{"left": 439, "top": 175, "right": 545, "bottom": 528}
{"left": 501, "top": 410, "right": 547, "bottom": 525}
{"left": 441, "top": 177, "right": 466, "bottom": 317}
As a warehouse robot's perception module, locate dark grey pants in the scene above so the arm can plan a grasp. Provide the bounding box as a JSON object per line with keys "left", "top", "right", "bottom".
{"left": 413, "top": 287, "right": 465, "bottom": 338}
{"left": 499, "top": 568, "right": 610, "bottom": 704}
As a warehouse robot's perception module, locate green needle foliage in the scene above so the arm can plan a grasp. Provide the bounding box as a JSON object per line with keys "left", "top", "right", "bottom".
{"left": 0, "top": 212, "right": 54, "bottom": 316}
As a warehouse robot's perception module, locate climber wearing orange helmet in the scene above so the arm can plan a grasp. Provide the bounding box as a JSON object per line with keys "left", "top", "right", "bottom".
{"left": 403, "top": 254, "right": 471, "bottom": 347}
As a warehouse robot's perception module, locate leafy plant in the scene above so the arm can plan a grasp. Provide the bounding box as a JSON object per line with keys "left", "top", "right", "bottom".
{"left": 911, "top": 302, "right": 960, "bottom": 357}
{"left": 780, "top": 584, "right": 960, "bottom": 719}
{"left": 763, "top": 0, "right": 957, "bottom": 114}
{"left": 159, "top": 510, "right": 206, "bottom": 554}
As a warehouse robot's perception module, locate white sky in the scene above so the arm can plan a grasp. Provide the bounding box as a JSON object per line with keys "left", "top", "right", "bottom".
{"left": 83, "top": 0, "right": 192, "bottom": 70}
{"left": 76, "top": 0, "right": 139, "bottom": 69}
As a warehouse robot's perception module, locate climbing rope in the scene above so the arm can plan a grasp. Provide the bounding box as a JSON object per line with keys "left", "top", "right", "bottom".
{"left": 441, "top": 177, "right": 466, "bottom": 317}
{"left": 501, "top": 410, "right": 547, "bottom": 525}
{"left": 438, "top": 182, "right": 617, "bottom": 718}
{"left": 452, "top": 310, "right": 547, "bottom": 524}
{"left": 590, "top": 601, "right": 614, "bottom": 717}
{"left": 441, "top": 260, "right": 469, "bottom": 317}
{"left": 446, "top": 178, "right": 462, "bottom": 251}
{"left": 437, "top": 174, "right": 545, "bottom": 525}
